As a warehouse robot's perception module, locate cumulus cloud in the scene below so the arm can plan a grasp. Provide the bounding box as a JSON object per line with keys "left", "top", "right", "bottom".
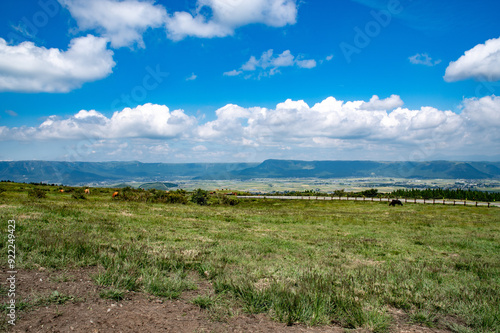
{"left": 360, "top": 95, "right": 404, "bottom": 111}
{"left": 3, "top": 103, "right": 195, "bottom": 141}
{"left": 195, "top": 95, "right": 467, "bottom": 147}
{"left": 0, "top": 35, "right": 115, "bottom": 93}
{"left": 409, "top": 53, "right": 441, "bottom": 66}
{"left": 444, "top": 37, "right": 500, "bottom": 82}
{"left": 2, "top": 95, "right": 499, "bottom": 161}
{"left": 166, "top": 0, "right": 297, "bottom": 40}
{"left": 226, "top": 49, "right": 316, "bottom": 78}
{"left": 460, "top": 95, "right": 500, "bottom": 128}
{"left": 59, "top": 0, "right": 167, "bottom": 48}
{"left": 59, "top": 0, "right": 297, "bottom": 46}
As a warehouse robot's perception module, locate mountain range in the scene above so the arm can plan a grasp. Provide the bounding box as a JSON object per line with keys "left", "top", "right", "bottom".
{"left": 1, "top": 160, "right": 499, "bottom": 185}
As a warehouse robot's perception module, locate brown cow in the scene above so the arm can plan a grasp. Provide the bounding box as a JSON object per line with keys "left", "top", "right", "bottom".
{"left": 112, "top": 191, "right": 119, "bottom": 198}
{"left": 84, "top": 189, "right": 90, "bottom": 194}
{"left": 59, "top": 189, "right": 64, "bottom": 193}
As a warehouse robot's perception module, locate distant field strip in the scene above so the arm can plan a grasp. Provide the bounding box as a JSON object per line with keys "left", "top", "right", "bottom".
{"left": 237, "top": 195, "right": 500, "bottom": 207}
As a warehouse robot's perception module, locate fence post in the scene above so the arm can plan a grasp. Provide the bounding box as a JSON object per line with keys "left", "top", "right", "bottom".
{"left": 488, "top": 202, "right": 490, "bottom": 208}
{"left": 443, "top": 200, "right": 445, "bottom": 205}
{"left": 423, "top": 199, "right": 426, "bottom": 204}
{"left": 476, "top": 202, "right": 478, "bottom": 207}
{"left": 453, "top": 201, "right": 456, "bottom": 206}
{"left": 414, "top": 198, "right": 416, "bottom": 204}
{"left": 433, "top": 199, "right": 435, "bottom": 205}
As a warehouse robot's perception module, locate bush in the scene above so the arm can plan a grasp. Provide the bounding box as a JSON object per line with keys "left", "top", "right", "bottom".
{"left": 361, "top": 189, "right": 378, "bottom": 198}
{"left": 217, "top": 194, "right": 239, "bottom": 206}
{"left": 120, "top": 186, "right": 150, "bottom": 202}
{"left": 72, "top": 189, "right": 86, "bottom": 200}
{"left": 191, "top": 189, "right": 209, "bottom": 205}
{"left": 28, "top": 188, "right": 46, "bottom": 199}
{"left": 149, "top": 189, "right": 188, "bottom": 204}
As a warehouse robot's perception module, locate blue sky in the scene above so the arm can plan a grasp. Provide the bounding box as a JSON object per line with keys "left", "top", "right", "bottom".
{"left": 0, "top": 0, "right": 499, "bottom": 163}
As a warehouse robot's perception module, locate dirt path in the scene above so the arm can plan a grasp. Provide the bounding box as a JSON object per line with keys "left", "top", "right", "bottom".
{"left": 1, "top": 268, "right": 452, "bottom": 333}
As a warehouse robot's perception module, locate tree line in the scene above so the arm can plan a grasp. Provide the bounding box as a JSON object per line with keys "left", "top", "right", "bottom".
{"left": 279, "top": 188, "right": 499, "bottom": 202}
{"left": 390, "top": 188, "right": 500, "bottom": 202}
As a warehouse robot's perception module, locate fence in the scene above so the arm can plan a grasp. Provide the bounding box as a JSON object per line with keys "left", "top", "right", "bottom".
{"left": 236, "top": 195, "right": 498, "bottom": 208}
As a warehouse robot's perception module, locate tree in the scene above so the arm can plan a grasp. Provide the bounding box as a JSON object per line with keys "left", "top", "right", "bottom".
{"left": 191, "top": 189, "right": 209, "bottom": 205}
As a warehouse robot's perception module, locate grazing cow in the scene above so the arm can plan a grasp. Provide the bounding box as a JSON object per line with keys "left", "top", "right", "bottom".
{"left": 112, "top": 191, "right": 119, "bottom": 198}
{"left": 59, "top": 189, "right": 64, "bottom": 193}
{"left": 84, "top": 188, "right": 90, "bottom": 194}
{"left": 389, "top": 199, "right": 403, "bottom": 206}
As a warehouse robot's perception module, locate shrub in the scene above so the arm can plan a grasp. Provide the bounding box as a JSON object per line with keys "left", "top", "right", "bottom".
{"left": 217, "top": 194, "right": 239, "bottom": 206}
{"left": 191, "top": 189, "right": 209, "bottom": 205}
{"left": 72, "top": 189, "right": 86, "bottom": 200}
{"left": 120, "top": 186, "right": 150, "bottom": 202}
{"left": 149, "top": 189, "right": 188, "bottom": 204}
{"left": 28, "top": 188, "right": 46, "bottom": 199}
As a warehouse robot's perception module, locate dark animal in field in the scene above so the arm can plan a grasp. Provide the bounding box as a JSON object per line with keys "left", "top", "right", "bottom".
{"left": 389, "top": 199, "right": 403, "bottom": 206}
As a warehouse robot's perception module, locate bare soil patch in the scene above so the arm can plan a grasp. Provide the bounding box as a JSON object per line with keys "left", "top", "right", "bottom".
{"left": 1, "top": 268, "right": 452, "bottom": 332}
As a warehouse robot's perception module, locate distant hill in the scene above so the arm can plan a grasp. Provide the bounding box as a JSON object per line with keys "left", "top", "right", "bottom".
{"left": 235, "top": 160, "right": 500, "bottom": 179}
{"left": 0, "top": 161, "right": 257, "bottom": 185}
{"left": 0, "top": 160, "right": 499, "bottom": 185}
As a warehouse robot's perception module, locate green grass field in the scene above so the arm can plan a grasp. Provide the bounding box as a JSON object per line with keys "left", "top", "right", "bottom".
{"left": 1, "top": 182, "right": 499, "bottom": 332}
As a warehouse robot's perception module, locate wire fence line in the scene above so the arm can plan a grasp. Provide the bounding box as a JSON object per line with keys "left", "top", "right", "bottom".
{"left": 236, "top": 195, "right": 499, "bottom": 208}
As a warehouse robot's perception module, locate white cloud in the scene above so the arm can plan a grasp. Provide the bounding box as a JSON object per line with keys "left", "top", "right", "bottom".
{"left": 59, "top": 0, "right": 297, "bottom": 46}
{"left": 186, "top": 73, "right": 197, "bottom": 81}
{"left": 227, "top": 49, "right": 316, "bottom": 78}
{"left": 326, "top": 55, "right": 334, "bottom": 61}
{"left": 2, "top": 95, "right": 499, "bottom": 162}
{"left": 3, "top": 103, "right": 195, "bottom": 141}
{"left": 165, "top": 11, "right": 233, "bottom": 41}
{"left": 223, "top": 69, "right": 243, "bottom": 76}
{"left": 59, "top": 0, "right": 167, "bottom": 48}
{"left": 166, "top": 0, "right": 297, "bottom": 40}
{"left": 195, "top": 95, "right": 468, "bottom": 147}
{"left": 5, "top": 110, "right": 18, "bottom": 117}
{"left": 460, "top": 95, "right": 500, "bottom": 128}
{"left": 360, "top": 95, "right": 404, "bottom": 111}
{"left": 296, "top": 59, "right": 317, "bottom": 69}
{"left": 409, "top": 53, "right": 441, "bottom": 66}
{"left": 192, "top": 145, "right": 208, "bottom": 151}
{"left": 444, "top": 37, "right": 500, "bottom": 82}
{"left": 0, "top": 35, "right": 115, "bottom": 93}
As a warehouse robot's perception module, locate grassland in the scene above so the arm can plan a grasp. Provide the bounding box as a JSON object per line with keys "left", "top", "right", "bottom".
{"left": 0, "top": 182, "right": 499, "bottom": 332}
